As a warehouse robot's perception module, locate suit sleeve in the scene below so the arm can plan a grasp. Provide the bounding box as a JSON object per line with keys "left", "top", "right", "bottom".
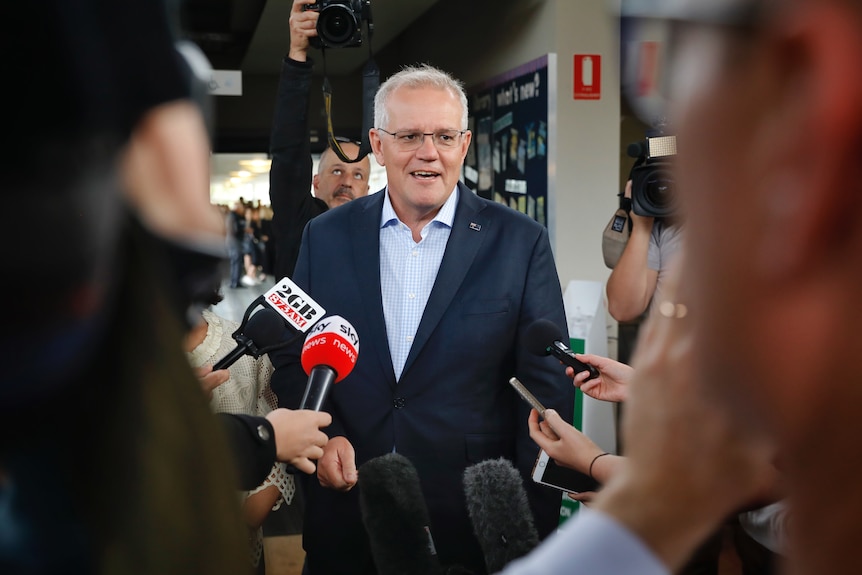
{"left": 268, "top": 56, "right": 327, "bottom": 280}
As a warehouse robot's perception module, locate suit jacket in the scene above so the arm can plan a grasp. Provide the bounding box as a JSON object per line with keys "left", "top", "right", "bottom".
{"left": 271, "top": 182, "right": 575, "bottom": 574}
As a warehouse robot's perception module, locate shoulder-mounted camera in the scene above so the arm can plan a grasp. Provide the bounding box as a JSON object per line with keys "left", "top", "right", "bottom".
{"left": 305, "top": 0, "right": 373, "bottom": 49}
{"left": 627, "top": 134, "right": 677, "bottom": 219}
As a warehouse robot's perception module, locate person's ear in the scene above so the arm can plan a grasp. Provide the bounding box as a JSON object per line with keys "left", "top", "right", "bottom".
{"left": 459, "top": 130, "right": 473, "bottom": 161}
{"left": 752, "top": 1, "right": 862, "bottom": 277}
{"left": 312, "top": 172, "right": 321, "bottom": 193}
{"left": 369, "top": 128, "right": 386, "bottom": 167}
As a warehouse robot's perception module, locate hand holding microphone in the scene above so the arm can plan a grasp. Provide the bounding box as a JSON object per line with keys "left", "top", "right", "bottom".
{"left": 265, "top": 408, "right": 332, "bottom": 474}
{"left": 569, "top": 353, "right": 632, "bottom": 403}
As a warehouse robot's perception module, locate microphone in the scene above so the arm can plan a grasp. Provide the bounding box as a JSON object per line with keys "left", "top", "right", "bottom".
{"left": 524, "top": 318, "right": 599, "bottom": 381}
{"left": 212, "top": 308, "right": 286, "bottom": 371}
{"left": 358, "top": 453, "right": 444, "bottom": 575}
{"left": 213, "top": 276, "right": 329, "bottom": 372}
{"left": 463, "top": 457, "right": 539, "bottom": 573}
{"left": 298, "top": 315, "right": 359, "bottom": 410}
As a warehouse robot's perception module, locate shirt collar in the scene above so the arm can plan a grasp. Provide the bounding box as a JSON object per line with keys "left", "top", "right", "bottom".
{"left": 380, "top": 184, "right": 460, "bottom": 229}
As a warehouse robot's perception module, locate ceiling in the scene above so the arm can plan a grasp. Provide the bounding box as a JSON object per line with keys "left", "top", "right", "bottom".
{"left": 181, "top": 0, "right": 441, "bottom": 199}
{"left": 181, "top": 0, "right": 441, "bottom": 76}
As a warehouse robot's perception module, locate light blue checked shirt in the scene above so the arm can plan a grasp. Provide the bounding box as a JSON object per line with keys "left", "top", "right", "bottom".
{"left": 380, "top": 186, "right": 458, "bottom": 381}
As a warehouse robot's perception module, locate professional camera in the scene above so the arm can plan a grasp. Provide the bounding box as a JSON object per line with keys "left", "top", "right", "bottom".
{"left": 627, "top": 134, "right": 677, "bottom": 219}
{"left": 306, "top": 0, "right": 372, "bottom": 49}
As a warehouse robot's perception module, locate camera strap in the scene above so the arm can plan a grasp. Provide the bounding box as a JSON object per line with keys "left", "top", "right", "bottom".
{"left": 319, "top": 21, "right": 378, "bottom": 164}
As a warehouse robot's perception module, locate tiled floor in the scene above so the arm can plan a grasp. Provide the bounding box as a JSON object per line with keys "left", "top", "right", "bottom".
{"left": 213, "top": 275, "right": 276, "bottom": 323}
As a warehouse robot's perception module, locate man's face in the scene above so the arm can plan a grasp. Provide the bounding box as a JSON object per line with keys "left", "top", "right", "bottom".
{"left": 313, "top": 142, "right": 371, "bottom": 209}
{"left": 370, "top": 86, "right": 471, "bottom": 220}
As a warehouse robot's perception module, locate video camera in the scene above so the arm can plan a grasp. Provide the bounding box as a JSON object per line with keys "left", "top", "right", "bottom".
{"left": 627, "top": 134, "right": 677, "bottom": 219}
{"left": 305, "top": 0, "right": 373, "bottom": 49}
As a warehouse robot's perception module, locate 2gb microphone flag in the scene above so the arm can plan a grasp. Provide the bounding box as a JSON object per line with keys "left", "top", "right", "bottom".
{"left": 264, "top": 277, "right": 326, "bottom": 332}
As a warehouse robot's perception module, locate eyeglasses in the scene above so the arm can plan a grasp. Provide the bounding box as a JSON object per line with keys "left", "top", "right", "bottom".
{"left": 618, "top": 0, "right": 761, "bottom": 128}
{"left": 376, "top": 128, "right": 467, "bottom": 151}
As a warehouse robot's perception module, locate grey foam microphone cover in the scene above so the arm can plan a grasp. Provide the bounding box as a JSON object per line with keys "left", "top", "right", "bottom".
{"left": 358, "top": 453, "right": 444, "bottom": 575}
{"left": 463, "top": 457, "right": 540, "bottom": 573}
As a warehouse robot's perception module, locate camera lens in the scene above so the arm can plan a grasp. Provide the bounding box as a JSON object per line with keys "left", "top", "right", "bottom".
{"left": 641, "top": 168, "right": 674, "bottom": 217}
{"left": 318, "top": 5, "right": 358, "bottom": 47}
{"left": 631, "top": 162, "right": 676, "bottom": 218}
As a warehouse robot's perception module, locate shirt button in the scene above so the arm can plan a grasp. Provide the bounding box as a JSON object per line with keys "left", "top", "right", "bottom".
{"left": 408, "top": 293, "right": 416, "bottom": 299}
{"left": 406, "top": 335, "right": 413, "bottom": 342}
{"left": 393, "top": 397, "right": 406, "bottom": 409}
{"left": 256, "top": 424, "right": 271, "bottom": 442}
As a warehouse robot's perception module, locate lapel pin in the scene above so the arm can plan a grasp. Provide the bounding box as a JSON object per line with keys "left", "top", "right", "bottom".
{"left": 469, "top": 222, "right": 482, "bottom": 232}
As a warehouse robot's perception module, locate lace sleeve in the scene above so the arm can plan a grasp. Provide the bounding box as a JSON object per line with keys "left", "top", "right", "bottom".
{"left": 246, "top": 462, "right": 294, "bottom": 511}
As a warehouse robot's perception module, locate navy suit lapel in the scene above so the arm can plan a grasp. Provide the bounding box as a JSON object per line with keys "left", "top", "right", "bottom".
{"left": 350, "top": 192, "right": 397, "bottom": 387}
{"left": 401, "top": 184, "right": 488, "bottom": 378}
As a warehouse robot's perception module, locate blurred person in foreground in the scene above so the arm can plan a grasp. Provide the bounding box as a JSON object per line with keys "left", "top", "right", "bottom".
{"left": 501, "top": 0, "right": 862, "bottom": 573}
{"left": 0, "top": 2, "right": 329, "bottom": 574}
{"left": 268, "top": 0, "right": 372, "bottom": 280}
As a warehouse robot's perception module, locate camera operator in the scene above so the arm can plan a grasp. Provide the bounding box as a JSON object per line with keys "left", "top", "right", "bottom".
{"left": 605, "top": 178, "right": 683, "bottom": 323}
{"left": 268, "top": 0, "right": 371, "bottom": 281}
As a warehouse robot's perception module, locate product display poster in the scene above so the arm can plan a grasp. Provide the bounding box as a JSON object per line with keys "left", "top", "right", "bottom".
{"left": 466, "top": 55, "right": 551, "bottom": 228}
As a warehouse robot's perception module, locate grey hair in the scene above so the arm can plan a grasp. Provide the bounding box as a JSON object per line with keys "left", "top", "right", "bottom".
{"left": 374, "top": 63, "right": 469, "bottom": 131}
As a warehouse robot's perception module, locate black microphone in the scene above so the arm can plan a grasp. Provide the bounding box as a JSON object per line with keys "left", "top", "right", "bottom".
{"left": 463, "top": 458, "right": 539, "bottom": 573}
{"left": 358, "top": 453, "right": 444, "bottom": 575}
{"left": 298, "top": 315, "right": 359, "bottom": 410}
{"left": 212, "top": 308, "right": 286, "bottom": 371}
{"left": 524, "top": 318, "right": 599, "bottom": 381}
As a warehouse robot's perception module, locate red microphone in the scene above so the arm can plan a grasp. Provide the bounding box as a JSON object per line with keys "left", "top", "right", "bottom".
{"left": 299, "top": 315, "right": 359, "bottom": 410}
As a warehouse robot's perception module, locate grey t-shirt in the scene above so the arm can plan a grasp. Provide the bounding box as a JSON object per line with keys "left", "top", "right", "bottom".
{"left": 647, "top": 220, "right": 683, "bottom": 313}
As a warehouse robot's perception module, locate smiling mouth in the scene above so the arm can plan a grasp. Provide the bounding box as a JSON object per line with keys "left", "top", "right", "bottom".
{"left": 411, "top": 171, "right": 440, "bottom": 179}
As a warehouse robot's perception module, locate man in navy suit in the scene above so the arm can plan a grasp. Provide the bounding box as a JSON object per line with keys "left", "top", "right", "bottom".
{"left": 270, "top": 63, "right": 575, "bottom": 575}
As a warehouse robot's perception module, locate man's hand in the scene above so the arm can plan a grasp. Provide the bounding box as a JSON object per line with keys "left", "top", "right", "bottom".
{"left": 265, "top": 408, "right": 332, "bottom": 474}
{"left": 567, "top": 353, "right": 633, "bottom": 403}
{"left": 289, "top": 0, "right": 319, "bottom": 62}
{"left": 317, "top": 435, "right": 358, "bottom": 491}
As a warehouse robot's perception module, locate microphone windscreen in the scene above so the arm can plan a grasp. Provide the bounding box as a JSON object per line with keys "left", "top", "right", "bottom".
{"left": 300, "top": 315, "right": 359, "bottom": 382}
{"left": 244, "top": 308, "right": 289, "bottom": 347}
{"left": 359, "top": 453, "right": 443, "bottom": 575}
{"left": 524, "top": 318, "right": 562, "bottom": 356}
{"left": 463, "top": 457, "right": 540, "bottom": 573}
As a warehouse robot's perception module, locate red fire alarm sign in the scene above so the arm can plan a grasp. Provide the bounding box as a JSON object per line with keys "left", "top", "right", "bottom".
{"left": 574, "top": 54, "right": 601, "bottom": 100}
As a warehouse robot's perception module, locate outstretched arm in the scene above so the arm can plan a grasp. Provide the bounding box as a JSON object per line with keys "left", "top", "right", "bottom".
{"left": 268, "top": 0, "right": 326, "bottom": 280}
{"left": 567, "top": 353, "right": 633, "bottom": 403}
